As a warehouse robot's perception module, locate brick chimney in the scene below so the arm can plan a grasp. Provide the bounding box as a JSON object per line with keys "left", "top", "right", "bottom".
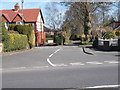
{"left": 14, "top": 3, "right": 19, "bottom": 11}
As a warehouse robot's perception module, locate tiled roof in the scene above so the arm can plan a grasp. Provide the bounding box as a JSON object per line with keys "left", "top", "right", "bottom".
{"left": 0, "top": 8, "right": 44, "bottom": 23}
{"left": 2, "top": 13, "right": 11, "bottom": 22}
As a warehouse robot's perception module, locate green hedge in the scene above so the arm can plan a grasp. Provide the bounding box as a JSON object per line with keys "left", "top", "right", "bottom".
{"left": 8, "top": 24, "right": 17, "bottom": 31}
{"left": 14, "top": 24, "right": 35, "bottom": 48}
{"left": 55, "top": 34, "right": 65, "bottom": 45}
{"left": 3, "top": 34, "right": 28, "bottom": 52}
{"left": 0, "top": 22, "right": 8, "bottom": 42}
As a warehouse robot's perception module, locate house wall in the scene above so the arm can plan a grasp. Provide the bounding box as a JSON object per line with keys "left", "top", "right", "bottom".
{"left": 1, "top": 10, "right": 46, "bottom": 46}
{"left": 35, "top": 12, "right": 46, "bottom": 46}
{"left": 36, "top": 12, "right": 43, "bottom": 31}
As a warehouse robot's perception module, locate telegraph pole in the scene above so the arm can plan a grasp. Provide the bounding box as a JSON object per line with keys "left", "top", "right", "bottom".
{"left": 22, "top": 0, "right": 24, "bottom": 24}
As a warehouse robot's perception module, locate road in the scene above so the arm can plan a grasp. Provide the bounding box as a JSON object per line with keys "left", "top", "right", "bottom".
{"left": 2, "top": 46, "right": 119, "bottom": 89}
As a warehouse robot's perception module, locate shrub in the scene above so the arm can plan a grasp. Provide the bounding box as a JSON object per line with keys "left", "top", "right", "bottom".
{"left": 3, "top": 33, "right": 28, "bottom": 52}
{"left": 8, "top": 24, "right": 17, "bottom": 31}
{"left": 55, "top": 33, "right": 65, "bottom": 45}
{"left": 14, "top": 25, "right": 25, "bottom": 34}
{"left": 103, "top": 31, "right": 116, "bottom": 39}
{"left": 14, "top": 24, "right": 35, "bottom": 48}
{"left": 28, "top": 29, "right": 35, "bottom": 48}
{"left": 92, "top": 38, "right": 98, "bottom": 48}
{"left": 115, "top": 31, "right": 120, "bottom": 37}
{"left": 0, "top": 22, "right": 8, "bottom": 42}
{"left": 70, "top": 34, "right": 82, "bottom": 40}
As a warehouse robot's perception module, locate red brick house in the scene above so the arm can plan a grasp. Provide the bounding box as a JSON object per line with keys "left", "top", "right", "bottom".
{"left": 0, "top": 3, "right": 46, "bottom": 46}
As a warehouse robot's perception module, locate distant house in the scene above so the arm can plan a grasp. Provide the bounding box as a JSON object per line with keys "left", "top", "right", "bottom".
{"left": 114, "top": 21, "right": 120, "bottom": 31}
{"left": 112, "top": 21, "right": 120, "bottom": 30}
{"left": 44, "top": 26, "right": 55, "bottom": 36}
{"left": 0, "top": 3, "right": 46, "bottom": 46}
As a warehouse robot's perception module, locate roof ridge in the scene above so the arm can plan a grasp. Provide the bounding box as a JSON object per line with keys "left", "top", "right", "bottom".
{"left": 1, "top": 8, "right": 44, "bottom": 23}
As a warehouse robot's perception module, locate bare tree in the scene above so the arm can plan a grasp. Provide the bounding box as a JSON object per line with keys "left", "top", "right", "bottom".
{"left": 61, "top": 20, "right": 72, "bottom": 42}
{"left": 61, "top": 2, "right": 115, "bottom": 41}
{"left": 45, "top": 2, "right": 64, "bottom": 31}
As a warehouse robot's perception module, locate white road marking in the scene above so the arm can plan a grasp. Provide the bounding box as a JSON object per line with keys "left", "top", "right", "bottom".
{"left": 47, "top": 48, "right": 61, "bottom": 67}
{"left": 33, "top": 66, "right": 49, "bottom": 69}
{"left": 3, "top": 66, "right": 49, "bottom": 72}
{"left": 11, "top": 67, "right": 26, "bottom": 70}
{"left": 55, "top": 64, "right": 68, "bottom": 67}
{"left": 70, "top": 62, "right": 85, "bottom": 66}
{"left": 104, "top": 61, "right": 119, "bottom": 64}
{"left": 85, "top": 84, "right": 120, "bottom": 89}
{"left": 49, "top": 48, "right": 60, "bottom": 58}
{"left": 54, "top": 48, "right": 61, "bottom": 53}
{"left": 49, "top": 53, "right": 54, "bottom": 58}
{"left": 47, "top": 58, "right": 56, "bottom": 67}
{"left": 86, "top": 61, "right": 103, "bottom": 65}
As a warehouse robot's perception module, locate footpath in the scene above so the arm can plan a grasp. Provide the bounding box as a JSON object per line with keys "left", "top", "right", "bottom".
{"left": 83, "top": 45, "right": 119, "bottom": 56}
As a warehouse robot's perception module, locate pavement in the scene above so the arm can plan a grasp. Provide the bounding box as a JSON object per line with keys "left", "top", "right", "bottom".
{"left": 83, "top": 46, "right": 119, "bottom": 56}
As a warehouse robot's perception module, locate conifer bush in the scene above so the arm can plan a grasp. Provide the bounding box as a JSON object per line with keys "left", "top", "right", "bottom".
{"left": 14, "top": 24, "right": 35, "bottom": 48}
{"left": 3, "top": 34, "right": 28, "bottom": 52}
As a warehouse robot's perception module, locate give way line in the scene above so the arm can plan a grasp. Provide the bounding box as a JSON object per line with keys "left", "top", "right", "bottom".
{"left": 47, "top": 48, "right": 61, "bottom": 67}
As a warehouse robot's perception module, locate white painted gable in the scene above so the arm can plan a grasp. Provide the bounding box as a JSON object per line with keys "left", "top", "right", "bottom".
{"left": 36, "top": 12, "right": 43, "bottom": 31}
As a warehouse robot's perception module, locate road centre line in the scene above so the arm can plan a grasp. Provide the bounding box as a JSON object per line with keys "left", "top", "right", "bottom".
{"left": 70, "top": 62, "right": 85, "bottom": 66}
{"left": 3, "top": 66, "right": 49, "bottom": 72}
{"left": 55, "top": 64, "right": 68, "bottom": 67}
{"left": 86, "top": 61, "right": 103, "bottom": 65}
{"left": 33, "top": 66, "right": 49, "bottom": 69}
{"left": 104, "top": 61, "right": 119, "bottom": 64}
{"left": 12, "top": 67, "right": 26, "bottom": 70}
{"left": 84, "top": 84, "right": 120, "bottom": 89}
{"left": 1, "top": 60, "right": 119, "bottom": 71}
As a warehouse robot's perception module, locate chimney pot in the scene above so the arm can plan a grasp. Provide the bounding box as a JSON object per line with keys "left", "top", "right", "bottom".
{"left": 14, "top": 3, "right": 19, "bottom": 11}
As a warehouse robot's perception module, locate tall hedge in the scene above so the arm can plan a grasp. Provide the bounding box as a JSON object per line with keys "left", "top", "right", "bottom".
{"left": 3, "top": 34, "right": 28, "bottom": 52}
{"left": 14, "top": 24, "right": 35, "bottom": 48}
{"left": 8, "top": 24, "right": 17, "bottom": 31}
{"left": 0, "top": 21, "right": 8, "bottom": 42}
